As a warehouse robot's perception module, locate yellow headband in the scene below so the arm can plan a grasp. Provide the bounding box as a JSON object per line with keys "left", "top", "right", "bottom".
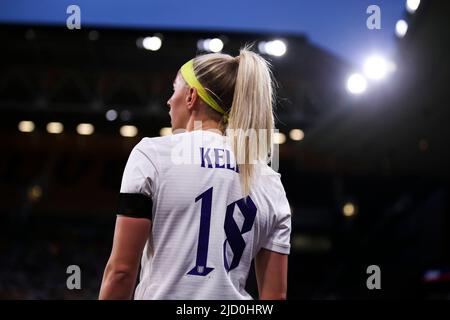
{"left": 180, "top": 59, "right": 228, "bottom": 121}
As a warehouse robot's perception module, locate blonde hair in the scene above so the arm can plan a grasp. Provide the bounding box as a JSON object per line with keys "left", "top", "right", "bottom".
{"left": 192, "top": 47, "right": 275, "bottom": 195}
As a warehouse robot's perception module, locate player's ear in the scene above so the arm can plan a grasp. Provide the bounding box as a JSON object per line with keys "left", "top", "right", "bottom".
{"left": 186, "top": 87, "right": 198, "bottom": 110}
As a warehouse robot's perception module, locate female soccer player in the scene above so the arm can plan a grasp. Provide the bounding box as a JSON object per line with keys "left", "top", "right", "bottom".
{"left": 99, "top": 48, "right": 291, "bottom": 300}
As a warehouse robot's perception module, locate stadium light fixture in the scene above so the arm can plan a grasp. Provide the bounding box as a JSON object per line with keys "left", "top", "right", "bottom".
{"left": 406, "top": 0, "right": 420, "bottom": 14}
{"left": 346, "top": 73, "right": 367, "bottom": 95}
{"left": 258, "top": 40, "right": 287, "bottom": 57}
{"left": 274, "top": 132, "right": 286, "bottom": 144}
{"left": 289, "top": 129, "right": 304, "bottom": 141}
{"left": 363, "top": 55, "right": 390, "bottom": 80}
{"left": 47, "top": 122, "right": 64, "bottom": 134}
{"left": 106, "top": 109, "right": 118, "bottom": 121}
{"left": 120, "top": 125, "right": 138, "bottom": 137}
{"left": 396, "top": 20, "right": 408, "bottom": 38}
{"left": 18, "top": 120, "right": 35, "bottom": 133}
{"left": 142, "top": 36, "right": 162, "bottom": 51}
{"left": 159, "top": 127, "right": 172, "bottom": 136}
{"left": 343, "top": 202, "right": 357, "bottom": 217}
{"left": 197, "top": 38, "right": 224, "bottom": 53}
{"left": 76, "top": 123, "right": 94, "bottom": 135}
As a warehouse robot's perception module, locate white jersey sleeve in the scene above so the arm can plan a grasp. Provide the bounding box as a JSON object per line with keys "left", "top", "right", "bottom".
{"left": 119, "top": 139, "right": 158, "bottom": 219}
{"left": 261, "top": 186, "right": 291, "bottom": 254}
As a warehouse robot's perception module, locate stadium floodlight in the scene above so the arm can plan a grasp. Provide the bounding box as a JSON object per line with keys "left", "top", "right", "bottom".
{"left": 28, "top": 185, "right": 42, "bottom": 202}
{"left": 406, "top": 0, "right": 420, "bottom": 14}
{"left": 363, "top": 55, "right": 390, "bottom": 80}
{"left": 120, "top": 125, "right": 138, "bottom": 137}
{"left": 46, "top": 122, "right": 64, "bottom": 134}
{"left": 346, "top": 73, "right": 367, "bottom": 95}
{"left": 289, "top": 129, "right": 304, "bottom": 141}
{"left": 76, "top": 123, "right": 94, "bottom": 135}
{"left": 120, "top": 110, "right": 132, "bottom": 121}
{"left": 159, "top": 127, "right": 172, "bottom": 136}
{"left": 106, "top": 109, "right": 118, "bottom": 121}
{"left": 197, "top": 38, "right": 224, "bottom": 53}
{"left": 343, "top": 202, "right": 357, "bottom": 217}
{"left": 88, "top": 30, "right": 99, "bottom": 41}
{"left": 258, "top": 40, "right": 287, "bottom": 57}
{"left": 18, "top": 121, "right": 35, "bottom": 133}
{"left": 142, "top": 36, "right": 162, "bottom": 51}
{"left": 208, "top": 38, "right": 224, "bottom": 53}
{"left": 395, "top": 20, "right": 408, "bottom": 38}
{"left": 274, "top": 132, "right": 286, "bottom": 144}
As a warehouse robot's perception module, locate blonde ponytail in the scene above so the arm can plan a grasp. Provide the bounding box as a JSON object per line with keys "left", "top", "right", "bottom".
{"left": 227, "top": 48, "right": 275, "bottom": 195}
{"left": 190, "top": 48, "right": 275, "bottom": 195}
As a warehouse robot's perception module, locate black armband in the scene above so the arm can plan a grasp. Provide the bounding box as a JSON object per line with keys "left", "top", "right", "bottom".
{"left": 118, "top": 193, "right": 153, "bottom": 220}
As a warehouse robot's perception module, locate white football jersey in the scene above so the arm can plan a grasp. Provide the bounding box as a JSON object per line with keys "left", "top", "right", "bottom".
{"left": 119, "top": 130, "right": 291, "bottom": 300}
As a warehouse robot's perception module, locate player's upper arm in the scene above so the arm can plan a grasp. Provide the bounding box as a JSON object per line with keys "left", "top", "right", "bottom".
{"left": 99, "top": 215, "right": 151, "bottom": 299}
{"left": 108, "top": 215, "right": 151, "bottom": 272}
{"left": 255, "top": 248, "right": 288, "bottom": 300}
{"left": 254, "top": 176, "right": 291, "bottom": 299}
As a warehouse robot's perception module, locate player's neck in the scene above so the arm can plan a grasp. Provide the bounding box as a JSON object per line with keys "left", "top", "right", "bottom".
{"left": 186, "top": 117, "right": 221, "bottom": 133}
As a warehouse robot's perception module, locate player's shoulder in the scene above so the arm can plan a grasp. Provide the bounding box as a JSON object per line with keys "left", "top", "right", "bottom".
{"left": 250, "top": 165, "right": 287, "bottom": 215}
{"left": 137, "top": 134, "right": 175, "bottom": 147}
{"left": 133, "top": 131, "right": 201, "bottom": 160}
{"left": 253, "top": 164, "right": 284, "bottom": 193}
{"left": 128, "top": 136, "right": 169, "bottom": 167}
{"left": 254, "top": 163, "right": 282, "bottom": 183}
{"left": 137, "top": 130, "right": 223, "bottom": 151}
{"left": 134, "top": 133, "right": 181, "bottom": 152}
{"left": 256, "top": 163, "right": 281, "bottom": 177}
